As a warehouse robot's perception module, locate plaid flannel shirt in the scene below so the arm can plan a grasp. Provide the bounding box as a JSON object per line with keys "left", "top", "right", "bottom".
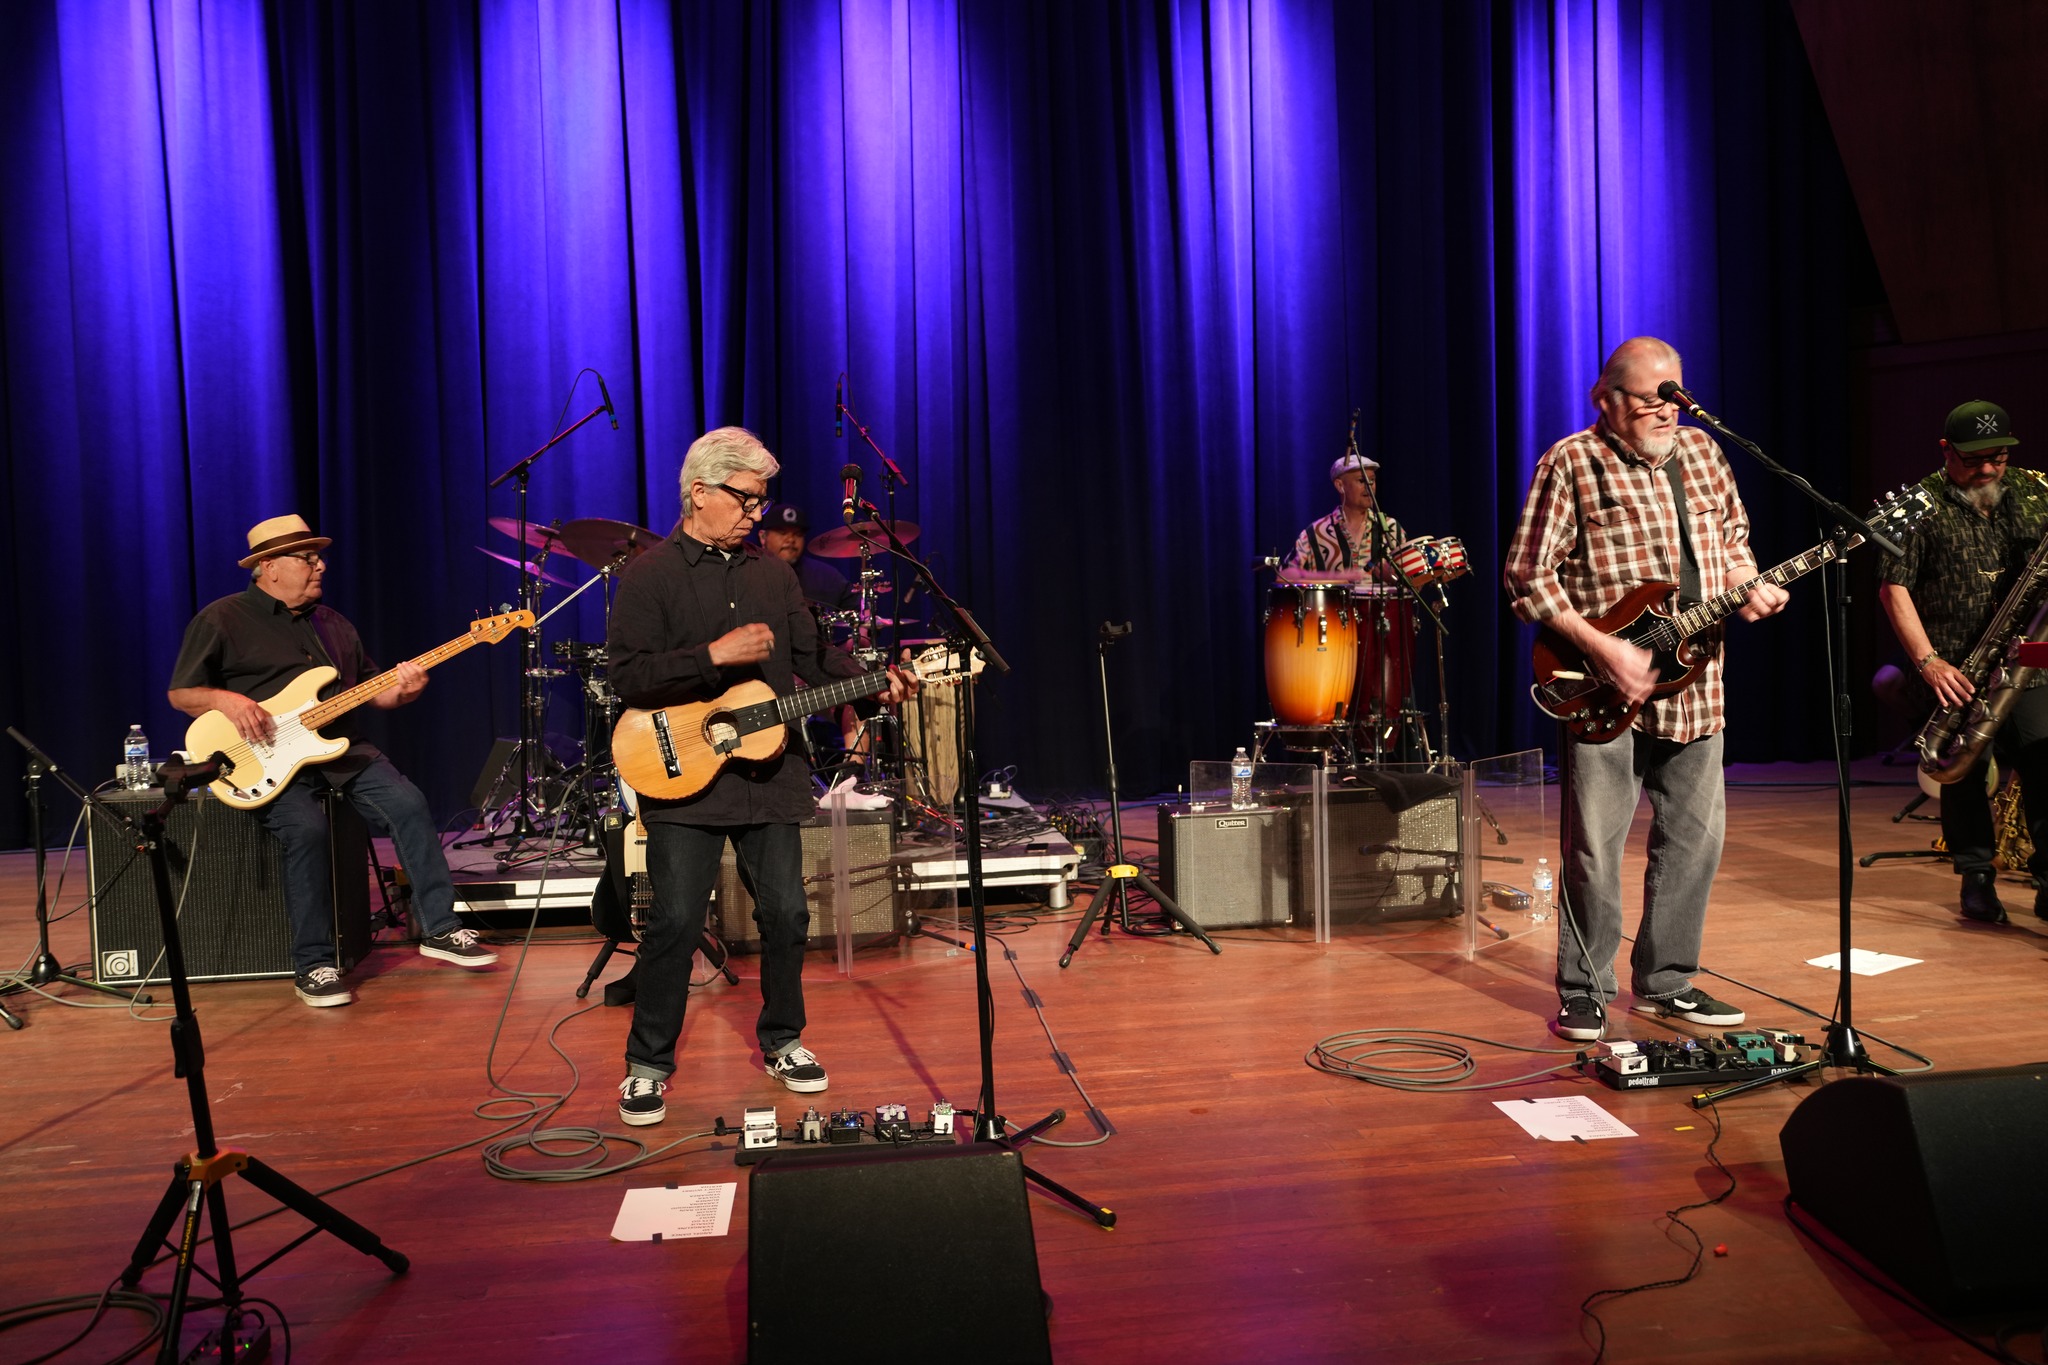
{"left": 1503, "top": 422, "right": 1760, "bottom": 742}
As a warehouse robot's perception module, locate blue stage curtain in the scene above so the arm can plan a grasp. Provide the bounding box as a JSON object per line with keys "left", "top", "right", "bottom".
{"left": 0, "top": 0, "right": 1860, "bottom": 844}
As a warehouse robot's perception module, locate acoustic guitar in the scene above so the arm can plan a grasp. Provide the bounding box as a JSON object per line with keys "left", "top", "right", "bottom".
{"left": 185, "top": 610, "right": 532, "bottom": 809}
{"left": 1529, "top": 487, "right": 1932, "bottom": 742}
{"left": 612, "top": 643, "right": 983, "bottom": 801}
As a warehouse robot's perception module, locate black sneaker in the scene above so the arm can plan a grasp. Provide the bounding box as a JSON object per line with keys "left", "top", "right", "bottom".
{"left": 766, "top": 1044, "right": 828, "bottom": 1093}
{"left": 420, "top": 927, "right": 499, "bottom": 967}
{"left": 1553, "top": 995, "right": 1605, "bottom": 1041}
{"left": 1961, "top": 872, "right": 2009, "bottom": 924}
{"left": 619, "top": 1076, "right": 667, "bottom": 1127}
{"left": 1635, "top": 989, "right": 1745, "bottom": 1026}
{"left": 294, "top": 965, "right": 353, "bottom": 1008}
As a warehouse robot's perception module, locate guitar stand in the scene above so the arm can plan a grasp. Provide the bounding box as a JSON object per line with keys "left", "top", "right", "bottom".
{"left": 6, "top": 730, "right": 406, "bottom": 1364}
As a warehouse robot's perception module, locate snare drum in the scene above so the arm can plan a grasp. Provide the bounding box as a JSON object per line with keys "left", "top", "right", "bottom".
{"left": 1263, "top": 582, "right": 1360, "bottom": 726}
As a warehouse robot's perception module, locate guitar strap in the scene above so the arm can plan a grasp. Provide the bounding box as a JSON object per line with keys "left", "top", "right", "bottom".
{"left": 1662, "top": 456, "right": 1704, "bottom": 606}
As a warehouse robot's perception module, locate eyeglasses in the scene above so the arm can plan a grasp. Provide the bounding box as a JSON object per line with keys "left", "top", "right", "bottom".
{"left": 276, "top": 551, "right": 325, "bottom": 566}
{"left": 1954, "top": 448, "right": 2012, "bottom": 466}
{"left": 1614, "top": 387, "right": 1677, "bottom": 414}
{"left": 713, "top": 484, "right": 771, "bottom": 515}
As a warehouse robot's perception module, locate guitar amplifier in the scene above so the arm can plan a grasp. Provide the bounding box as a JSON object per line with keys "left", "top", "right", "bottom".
{"left": 87, "top": 788, "right": 371, "bottom": 985}
{"left": 1156, "top": 805, "right": 1295, "bottom": 928}
{"left": 1284, "top": 783, "right": 1462, "bottom": 922}
{"left": 711, "top": 807, "right": 905, "bottom": 952}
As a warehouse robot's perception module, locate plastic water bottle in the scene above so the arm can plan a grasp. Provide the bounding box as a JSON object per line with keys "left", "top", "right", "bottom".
{"left": 123, "top": 724, "right": 152, "bottom": 791}
{"left": 1531, "top": 857, "right": 1554, "bottom": 923}
{"left": 1230, "top": 747, "right": 1254, "bottom": 810}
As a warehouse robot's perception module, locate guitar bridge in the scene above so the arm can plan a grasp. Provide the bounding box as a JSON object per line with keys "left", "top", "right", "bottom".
{"left": 652, "top": 711, "right": 681, "bottom": 778}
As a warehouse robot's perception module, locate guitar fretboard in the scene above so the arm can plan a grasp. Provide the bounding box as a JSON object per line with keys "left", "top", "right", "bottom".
{"left": 771, "top": 672, "right": 883, "bottom": 724}
{"left": 303, "top": 634, "right": 484, "bottom": 729}
{"left": 1643, "top": 537, "right": 1861, "bottom": 652}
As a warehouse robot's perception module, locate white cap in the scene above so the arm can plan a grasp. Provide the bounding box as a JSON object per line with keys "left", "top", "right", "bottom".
{"left": 1329, "top": 452, "right": 1380, "bottom": 481}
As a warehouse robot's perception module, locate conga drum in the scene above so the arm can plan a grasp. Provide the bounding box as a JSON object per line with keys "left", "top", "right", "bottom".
{"left": 1263, "top": 582, "right": 1360, "bottom": 725}
{"left": 1350, "top": 585, "right": 1415, "bottom": 724}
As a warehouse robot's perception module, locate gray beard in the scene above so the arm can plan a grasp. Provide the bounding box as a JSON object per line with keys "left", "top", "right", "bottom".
{"left": 1960, "top": 480, "right": 2007, "bottom": 512}
{"left": 1638, "top": 433, "right": 1677, "bottom": 460}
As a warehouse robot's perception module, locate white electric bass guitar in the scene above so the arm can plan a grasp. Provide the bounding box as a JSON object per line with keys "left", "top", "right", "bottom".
{"left": 185, "top": 610, "right": 532, "bottom": 809}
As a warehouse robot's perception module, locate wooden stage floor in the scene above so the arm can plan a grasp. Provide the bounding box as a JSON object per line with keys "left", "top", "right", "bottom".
{"left": 2, "top": 760, "right": 2042, "bottom": 1364}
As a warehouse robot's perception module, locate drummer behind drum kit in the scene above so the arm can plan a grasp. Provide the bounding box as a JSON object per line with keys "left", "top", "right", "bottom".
{"left": 1258, "top": 534, "right": 1470, "bottom": 768}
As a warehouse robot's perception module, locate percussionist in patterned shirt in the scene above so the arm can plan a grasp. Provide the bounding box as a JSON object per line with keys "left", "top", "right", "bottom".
{"left": 1285, "top": 450, "right": 1408, "bottom": 581}
{"left": 1502, "top": 336, "right": 1788, "bottom": 1044}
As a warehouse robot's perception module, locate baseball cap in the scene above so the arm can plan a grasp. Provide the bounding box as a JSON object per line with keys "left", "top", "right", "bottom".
{"left": 1945, "top": 400, "right": 2019, "bottom": 453}
{"left": 760, "top": 503, "right": 808, "bottom": 531}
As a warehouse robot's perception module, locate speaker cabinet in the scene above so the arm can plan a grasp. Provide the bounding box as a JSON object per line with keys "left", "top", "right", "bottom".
{"left": 747, "top": 1143, "right": 1051, "bottom": 1362}
{"left": 1780, "top": 1067, "right": 2048, "bottom": 1312}
{"left": 87, "top": 788, "right": 371, "bottom": 985}
{"left": 710, "top": 806, "right": 903, "bottom": 952}
{"left": 1157, "top": 805, "right": 1294, "bottom": 927}
{"left": 1281, "top": 784, "right": 1461, "bottom": 922}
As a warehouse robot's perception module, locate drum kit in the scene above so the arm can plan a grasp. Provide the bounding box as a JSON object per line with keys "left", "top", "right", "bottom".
{"left": 463, "top": 515, "right": 660, "bottom": 866}
{"left": 1258, "top": 534, "right": 1471, "bottom": 768}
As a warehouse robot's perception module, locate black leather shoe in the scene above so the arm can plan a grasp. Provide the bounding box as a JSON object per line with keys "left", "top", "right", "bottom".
{"left": 1961, "top": 872, "right": 2008, "bottom": 924}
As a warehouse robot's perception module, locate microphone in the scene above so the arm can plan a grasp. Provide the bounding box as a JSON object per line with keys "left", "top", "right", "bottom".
{"left": 841, "top": 463, "right": 862, "bottom": 524}
{"left": 597, "top": 373, "right": 618, "bottom": 430}
{"left": 1656, "top": 380, "right": 1720, "bottom": 426}
{"left": 834, "top": 375, "right": 844, "bottom": 439}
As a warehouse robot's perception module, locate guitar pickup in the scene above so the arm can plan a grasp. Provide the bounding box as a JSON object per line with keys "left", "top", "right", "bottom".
{"left": 651, "top": 711, "right": 681, "bottom": 778}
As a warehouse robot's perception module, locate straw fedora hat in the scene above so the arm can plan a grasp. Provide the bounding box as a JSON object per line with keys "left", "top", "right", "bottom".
{"left": 239, "top": 514, "right": 333, "bottom": 569}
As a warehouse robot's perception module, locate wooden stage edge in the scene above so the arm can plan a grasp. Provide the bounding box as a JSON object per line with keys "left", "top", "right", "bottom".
{"left": 1, "top": 757, "right": 2042, "bottom": 1364}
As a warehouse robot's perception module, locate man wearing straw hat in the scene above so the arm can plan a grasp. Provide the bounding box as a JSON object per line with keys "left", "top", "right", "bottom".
{"left": 168, "top": 515, "right": 499, "bottom": 1007}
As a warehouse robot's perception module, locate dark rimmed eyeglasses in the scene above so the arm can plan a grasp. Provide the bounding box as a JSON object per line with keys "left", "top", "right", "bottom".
{"left": 276, "top": 551, "right": 325, "bottom": 566}
{"left": 713, "top": 484, "right": 771, "bottom": 515}
{"left": 1614, "top": 387, "right": 1677, "bottom": 414}
{"left": 1953, "top": 448, "right": 2012, "bottom": 466}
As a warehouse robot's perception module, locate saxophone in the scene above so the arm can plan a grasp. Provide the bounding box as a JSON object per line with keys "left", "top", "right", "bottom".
{"left": 1917, "top": 519, "right": 2048, "bottom": 783}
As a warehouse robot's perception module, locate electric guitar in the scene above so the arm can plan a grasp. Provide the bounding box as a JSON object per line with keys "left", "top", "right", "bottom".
{"left": 186, "top": 610, "right": 533, "bottom": 809}
{"left": 1530, "top": 487, "right": 1932, "bottom": 742}
{"left": 612, "top": 642, "right": 985, "bottom": 801}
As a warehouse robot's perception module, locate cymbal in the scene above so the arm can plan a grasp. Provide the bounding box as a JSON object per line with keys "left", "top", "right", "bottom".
{"left": 475, "top": 546, "right": 576, "bottom": 588}
{"left": 558, "top": 517, "right": 661, "bottom": 569}
{"left": 487, "top": 516, "right": 571, "bottom": 552}
{"left": 806, "top": 520, "right": 920, "bottom": 558}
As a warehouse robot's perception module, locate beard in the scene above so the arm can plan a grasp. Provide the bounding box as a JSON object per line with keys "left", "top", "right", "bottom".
{"left": 1637, "top": 431, "right": 1677, "bottom": 460}
{"left": 1960, "top": 479, "right": 2007, "bottom": 512}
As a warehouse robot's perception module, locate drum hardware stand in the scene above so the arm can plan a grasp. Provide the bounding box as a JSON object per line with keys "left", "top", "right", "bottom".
{"left": 1, "top": 749, "right": 138, "bottom": 1026}
{"left": 7, "top": 729, "right": 407, "bottom": 1362}
{"left": 1060, "top": 622, "right": 1221, "bottom": 967}
{"left": 836, "top": 380, "right": 913, "bottom": 661}
{"left": 477, "top": 384, "right": 616, "bottom": 855}
{"left": 1359, "top": 475, "right": 1444, "bottom": 768}
{"left": 1649, "top": 390, "right": 1905, "bottom": 1107}
{"left": 848, "top": 508, "right": 1113, "bottom": 1226}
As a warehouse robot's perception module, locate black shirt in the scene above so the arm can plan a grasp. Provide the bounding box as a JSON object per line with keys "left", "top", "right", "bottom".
{"left": 1881, "top": 467, "right": 2048, "bottom": 690}
{"left": 167, "top": 584, "right": 384, "bottom": 766}
{"left": 608, "top": 531, "right": 867, "bottom": 826}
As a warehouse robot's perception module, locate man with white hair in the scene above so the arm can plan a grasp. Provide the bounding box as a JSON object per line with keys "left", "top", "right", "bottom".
{"left": 605, "top": 426, "right": 914, "bottom": 1126}
{"left": 1503, "top": 336, "right": 1788, "bottom": 1043}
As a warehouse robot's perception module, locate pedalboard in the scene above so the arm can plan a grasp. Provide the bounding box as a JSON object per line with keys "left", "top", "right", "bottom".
{"left": 1581, "top": 1030, "right": 1810, "bottom": 1091}
{"left": 723, "top": 1100, "right": 960, "bottom": 1165}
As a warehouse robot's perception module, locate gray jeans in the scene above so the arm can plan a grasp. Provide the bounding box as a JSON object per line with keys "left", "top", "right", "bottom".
{"left": 1556, "top": 727, "right": 1725, "bottom": 1003}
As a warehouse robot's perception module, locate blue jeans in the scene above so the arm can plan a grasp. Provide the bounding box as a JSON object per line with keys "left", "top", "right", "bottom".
{"left": 627, "top": 822, "right": 808, "bottom": 1081}
{"left": 255, "top": 757, "right": 461, "bottom": 973}
{"left": 1556, "top": 728, "right": 1725, "bottom": 1003}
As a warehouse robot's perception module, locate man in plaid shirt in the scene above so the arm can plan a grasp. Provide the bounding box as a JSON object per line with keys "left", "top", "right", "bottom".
{"left": 1504, "top": 337, "right": 1789, "bottom": 1041}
